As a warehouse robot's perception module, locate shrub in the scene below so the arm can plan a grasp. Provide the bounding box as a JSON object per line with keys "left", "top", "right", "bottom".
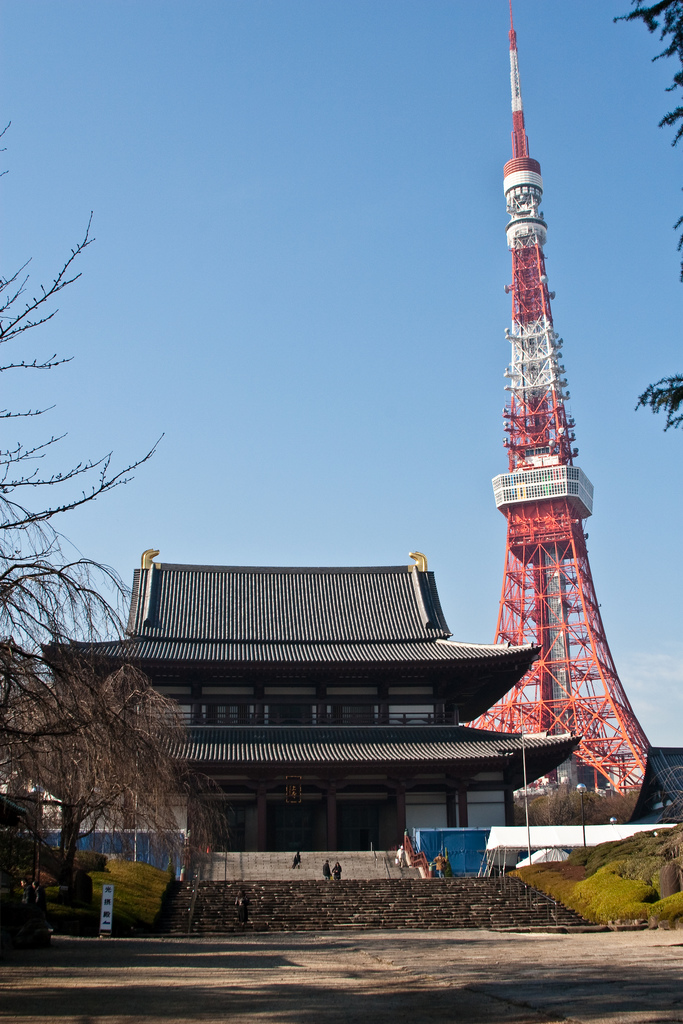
{"left": 649, "top": 891, "right": 683, "bottom": 924}
{"left": 566, "top": 847, "right": 591, "bottom": 868}
{"left": 512, "top": 864, "right": 581, "bottom": 909}
{"left": 74, "top": 851, "right": 107, "bottom": 873}
{"left": 573, "top": 863, "right": 658, "bottom": 921}
{"left": 619, "top": 854, "right": 662, "bottom": 890}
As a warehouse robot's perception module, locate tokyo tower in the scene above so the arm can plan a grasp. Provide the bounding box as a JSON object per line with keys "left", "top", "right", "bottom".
{"left": 474, "top": 7, "right": 649, "bottom": 791}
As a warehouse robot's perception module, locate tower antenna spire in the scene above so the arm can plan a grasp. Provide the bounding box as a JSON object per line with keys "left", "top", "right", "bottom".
{"left": 508, "top": 1, "right": 528, "bottom": 158}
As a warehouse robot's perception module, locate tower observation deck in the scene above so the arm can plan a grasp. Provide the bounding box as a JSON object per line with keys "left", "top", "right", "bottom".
{"left": 474, "top": 7, "right": 648, "bottom": 790}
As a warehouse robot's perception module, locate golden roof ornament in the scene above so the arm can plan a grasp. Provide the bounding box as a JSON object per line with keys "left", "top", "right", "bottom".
{"left": 141, "top": 549, "right": 160, "bottom": 570}
{"left": 409, "top": 551, "right": 428, "bottom": 572}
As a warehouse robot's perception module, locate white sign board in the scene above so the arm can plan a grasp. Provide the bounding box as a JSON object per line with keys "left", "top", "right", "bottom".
{"left": 99, "top": 884, "right": 114, "bottom": 934}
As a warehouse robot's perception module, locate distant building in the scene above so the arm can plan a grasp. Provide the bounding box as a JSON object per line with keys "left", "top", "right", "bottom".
{"left": 92, "top": 552, "right": 578, "bottom": 851}
{"left": 630, "top": 748, "right": 683, "bottom": 823}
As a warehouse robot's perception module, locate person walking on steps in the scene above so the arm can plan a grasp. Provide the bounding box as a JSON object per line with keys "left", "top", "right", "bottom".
{"left": 332, "top": 861, "right": 342, "bottom": 881}
{"left": 292, "top": 851, "right": 301, "bottom": 869}
{"left": 322, "top": 859, "right": 331, "bottom": 881}
{"left": 235, "top": 888, "right": 250, "bottom": 930}
{"left": 432, "top": 853, "right": 446, "bottom": 878}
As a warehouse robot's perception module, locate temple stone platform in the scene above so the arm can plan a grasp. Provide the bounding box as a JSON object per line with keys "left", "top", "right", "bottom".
{"left": 200, "top": 850, "right": 420, "bottom": 881}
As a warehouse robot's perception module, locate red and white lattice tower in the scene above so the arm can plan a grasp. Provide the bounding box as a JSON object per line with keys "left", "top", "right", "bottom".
{"left": 474, "top": 8, "right": 649, "bottom": 790}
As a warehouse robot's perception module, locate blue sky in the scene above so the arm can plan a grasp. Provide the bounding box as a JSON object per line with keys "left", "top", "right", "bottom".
{"left": 1, "top": 1, "right": 681, "bottom": 744}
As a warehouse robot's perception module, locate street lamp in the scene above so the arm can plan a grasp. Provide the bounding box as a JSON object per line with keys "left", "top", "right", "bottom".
{"left": 609, "top": 816, "right": 617, "bottom": 826}
{"left": 521, "top": 724, "right": 531, "bottom": 866}
{"left": 576, "top": 783, "right": 587, "bottom": 847}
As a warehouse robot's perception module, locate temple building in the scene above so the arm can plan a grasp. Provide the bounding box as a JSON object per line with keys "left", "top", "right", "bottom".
{"left": 93, "top": 551, "right": 578, "bottom": 852}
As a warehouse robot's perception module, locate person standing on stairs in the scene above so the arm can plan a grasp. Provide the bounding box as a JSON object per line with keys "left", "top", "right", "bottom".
{"left": 332, "top": 861, "right": 342, "bottom": 881}
{"left": 292, "top": 851, "right": 301, "bottom": 869}
{"left": 432, "top": 853, "right": 446, "bottom": 878}
{"left": 322, "top": 859, "right": 331, "bottom": 881}
{"left": 235, "top": 889, "right": 250, "bottom": 929}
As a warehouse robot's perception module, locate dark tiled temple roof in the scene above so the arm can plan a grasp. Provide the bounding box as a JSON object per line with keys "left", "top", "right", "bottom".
{"left": 177, "top": 724, "right": 578, "bottom": 781}
{"left": 91, "top": 636, "right": 533, "bottom": 666}
{"left": 109, "top": 562, "right": 535, "bottom": 674}
{"left": 128, "top": 563, "right": 451, "bottom": 642}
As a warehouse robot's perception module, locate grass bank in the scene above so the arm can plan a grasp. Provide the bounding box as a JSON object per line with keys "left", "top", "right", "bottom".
{"left": 43, "top": 860, "right": 174, "bottom": 935}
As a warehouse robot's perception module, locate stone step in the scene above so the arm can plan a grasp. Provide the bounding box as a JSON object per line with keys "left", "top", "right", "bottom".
{"left": 157, "top": 876, "right": 589, "bottom": 934}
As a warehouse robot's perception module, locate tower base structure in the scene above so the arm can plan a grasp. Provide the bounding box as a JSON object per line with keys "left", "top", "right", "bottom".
{"left": 475, "top": 498, "right": 648, "bottom": 792}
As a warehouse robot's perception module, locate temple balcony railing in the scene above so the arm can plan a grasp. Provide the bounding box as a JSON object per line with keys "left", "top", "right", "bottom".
{"left": 179, "top": 710, "right": 456, "bottom": 727}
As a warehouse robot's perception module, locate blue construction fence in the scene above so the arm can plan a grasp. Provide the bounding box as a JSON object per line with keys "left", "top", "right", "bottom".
{"left": 412, "top": 828, "right": 490, "bottom": 876}
{"left": 41, "top": 831, "right": 184, "bottom": 875}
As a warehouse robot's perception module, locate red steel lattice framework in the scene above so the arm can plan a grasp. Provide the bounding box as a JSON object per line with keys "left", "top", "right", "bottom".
{"left": 474, "top": 8, "right": 648, "bottom": 791}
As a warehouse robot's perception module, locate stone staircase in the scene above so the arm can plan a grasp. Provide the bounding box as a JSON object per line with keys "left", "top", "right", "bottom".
{"left": 157, "top": 876, "right": 589, "bottom": 934}
{"left": 199, "top": 850, "right": 419, "bottom": 882}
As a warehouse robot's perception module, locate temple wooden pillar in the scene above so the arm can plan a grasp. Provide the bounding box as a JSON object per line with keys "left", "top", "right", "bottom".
{"left": 326, "top": 783, "right": 337, "bottom": 850}
{"left": 504, "top": 785, "right": 514, "bottom": 826}
{"left": 395, "top": 784, "right": 406, "bottom": 838}
{"left": 458, "top": 787, "right": 468, "bottom": 828}
{"left": 257, "top": 784, "right": 267, "bottom": 851}
{"left": 446, "top": 788, "right": 457, "bottom": 828}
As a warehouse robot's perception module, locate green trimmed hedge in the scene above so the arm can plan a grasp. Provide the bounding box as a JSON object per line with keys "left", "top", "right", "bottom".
{"left": 573, "top": 862, "right": 657, "bottom": 921}
{"left": 513, "top": 865, "right": 578, "bottom": 909}
{"left": 514, "top": 860, "right": 683, "bottom": 924}
{"left": 567, "top": 825, "right": 683, "bottom": 881}
{"left": 649, "top": 891, "right": 683, "bottom": 924}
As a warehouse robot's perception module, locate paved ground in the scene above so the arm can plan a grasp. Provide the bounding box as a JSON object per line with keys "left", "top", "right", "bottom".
{"left": 1, "top": 929, "right": 682, "bottom": 1024}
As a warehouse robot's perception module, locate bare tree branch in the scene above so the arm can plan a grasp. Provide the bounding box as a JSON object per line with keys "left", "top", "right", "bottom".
{"left": 0, "top": 149, "right": 164, "bottom": 796}
{"left": 0, "top": 215, "right": 93, "bottom": 346}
